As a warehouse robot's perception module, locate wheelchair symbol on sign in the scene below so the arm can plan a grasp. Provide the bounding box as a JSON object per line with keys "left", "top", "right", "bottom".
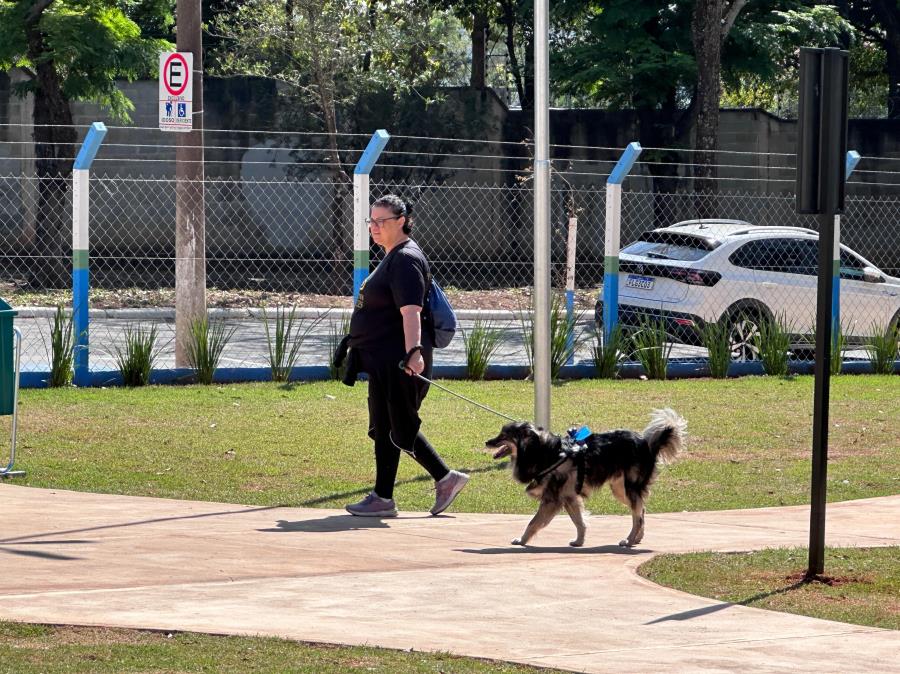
{"left": 177, "top": 103, "right": 187, "bottom": 118}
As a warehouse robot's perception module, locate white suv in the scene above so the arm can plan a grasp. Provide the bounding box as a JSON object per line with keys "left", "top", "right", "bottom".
{"left": 594, "top": 219, "right": 900, "bottom": 360}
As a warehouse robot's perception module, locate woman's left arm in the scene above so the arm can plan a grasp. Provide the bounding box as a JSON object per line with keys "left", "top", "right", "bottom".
{"left": 399, "top": 305, "right": 424, "bottom": 374}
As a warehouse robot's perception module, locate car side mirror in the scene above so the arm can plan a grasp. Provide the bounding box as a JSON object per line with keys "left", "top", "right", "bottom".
{"left": 862, "top": 267, "right": 884, "bottom": 283}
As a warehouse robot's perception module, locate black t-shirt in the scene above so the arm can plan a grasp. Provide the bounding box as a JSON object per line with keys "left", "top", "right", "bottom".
{"left": 349, "top": 239, "right": 430, "bottom": 352}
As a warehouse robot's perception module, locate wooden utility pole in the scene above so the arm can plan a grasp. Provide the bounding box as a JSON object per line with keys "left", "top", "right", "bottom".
{"left": 175, "top": 0, "right": 206, "bottom": 366}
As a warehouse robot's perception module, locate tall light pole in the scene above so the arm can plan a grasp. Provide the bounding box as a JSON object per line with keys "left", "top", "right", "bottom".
{"left": 533, "top": 0, "right": 551, "bottom": 428}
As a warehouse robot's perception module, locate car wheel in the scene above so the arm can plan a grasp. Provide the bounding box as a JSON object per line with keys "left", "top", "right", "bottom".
{"left": 727, "top": 309, "right": 764, "bottom": 362}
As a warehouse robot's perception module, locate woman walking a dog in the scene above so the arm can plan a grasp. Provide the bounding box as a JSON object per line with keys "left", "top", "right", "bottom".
{"left": 338, "top": 195, "right": 469, "bottom": 517}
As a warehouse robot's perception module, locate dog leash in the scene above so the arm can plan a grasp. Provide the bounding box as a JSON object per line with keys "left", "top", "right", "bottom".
{"left": 398, "top": 351, "right": 518, "bottom": 422}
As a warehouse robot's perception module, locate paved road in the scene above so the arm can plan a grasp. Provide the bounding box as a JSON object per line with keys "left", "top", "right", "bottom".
{"left": 0, "top": 485, "right": 897, "bottom": 673}
{"left": 9, "top": 308, "right": 706, "bottom": 373}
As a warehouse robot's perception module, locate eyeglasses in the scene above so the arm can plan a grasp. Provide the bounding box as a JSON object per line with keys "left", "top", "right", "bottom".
{"left": 365, "top": 215, "right": 400, "bottom": 227}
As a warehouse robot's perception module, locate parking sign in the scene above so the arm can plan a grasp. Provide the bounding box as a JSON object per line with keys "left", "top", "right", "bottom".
{"left": 159, "top": 52, "right": 193, "bottom": 132}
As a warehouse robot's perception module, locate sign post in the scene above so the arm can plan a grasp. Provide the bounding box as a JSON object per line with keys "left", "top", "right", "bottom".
{"left": 796, "top": 47, "right": 849, "bottom": 578}
{"left": 159, "top": 52, "right": 193, "bottom": 133}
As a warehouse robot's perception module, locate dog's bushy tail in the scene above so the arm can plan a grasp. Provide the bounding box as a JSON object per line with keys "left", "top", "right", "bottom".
{"left": 643, "top": 408, "right": 687, "bottom": 464}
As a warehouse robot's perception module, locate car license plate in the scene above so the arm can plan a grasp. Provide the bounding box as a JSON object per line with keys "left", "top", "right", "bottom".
{"left": 625, "top": 274, "right": 654, "bottom": 290}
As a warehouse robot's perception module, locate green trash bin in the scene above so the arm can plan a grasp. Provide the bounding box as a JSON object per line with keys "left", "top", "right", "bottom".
{"left": 0, "top": 298, "right": 17, "bottom": 417}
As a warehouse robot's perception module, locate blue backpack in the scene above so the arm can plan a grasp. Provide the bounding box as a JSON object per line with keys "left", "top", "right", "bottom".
{"left": 424, "top": 277, "right": 457, "bottom": 348}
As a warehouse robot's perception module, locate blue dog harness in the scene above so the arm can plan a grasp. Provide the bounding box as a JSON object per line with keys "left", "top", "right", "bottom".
{"left": 530, "top": 425, "right": 591, "bottom": 495}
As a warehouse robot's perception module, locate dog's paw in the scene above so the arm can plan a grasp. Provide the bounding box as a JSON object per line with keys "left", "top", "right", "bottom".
{"left": 511, "top": 538, "right": 525, "bottom": 546}
{"left": 569, "top": 539, "right": 584, "bottom": 547}
{"left": 619, "top": 538, "right": 632, "bottom": 547}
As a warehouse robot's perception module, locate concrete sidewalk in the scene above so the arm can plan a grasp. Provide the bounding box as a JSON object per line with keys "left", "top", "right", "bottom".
{"left": 0, "top": 485, "right": 897, "bottom": 673}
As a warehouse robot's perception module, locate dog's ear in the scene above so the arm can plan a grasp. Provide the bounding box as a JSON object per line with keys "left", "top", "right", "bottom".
{"left": 516, "top": 423, "right": 542, "bottom": 455}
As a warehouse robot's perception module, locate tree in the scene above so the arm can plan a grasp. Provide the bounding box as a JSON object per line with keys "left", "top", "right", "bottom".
{"left": 720, "top": 6, "right": 853, "bottom": 115}
{"left": 552, "top": 0, "right": 850, "bottom": 205}
{"left": 0, "top": 0, "right": 169, "bottom": 287}
{"left": 424, "top": 0, "right": 498, "bottom": 89}
{"left": 846, "top": 0, "right": 900, "bottom": 117}
{"left": 692, "top": 0, "right": 749, "bottom": 197}
{"left": 209, "top": 0, "right": 467, "bottom": 291}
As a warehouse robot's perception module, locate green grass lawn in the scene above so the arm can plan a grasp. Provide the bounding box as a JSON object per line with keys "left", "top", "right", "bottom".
{"left": 0, "top": 623, "right": 568, "bottom": 674}
{"left": 4, "top": 375, "right": 898, "bottom": 513}
{"left": 639, "top": 546, "right": 900, "bottom": 630}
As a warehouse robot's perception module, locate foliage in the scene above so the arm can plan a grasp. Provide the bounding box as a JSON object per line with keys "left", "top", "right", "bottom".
{"left": 719, "top": 6, "right": 879, "bottom": 118}
{"left": 42, "top": 304, "right": 74, "bottom": 388}
{"left": 327, "top": 313, "right": 351, "bottom": 381}
{"left": 462, "top": 317, "right": 504, "bottom": 380}
{"left": 831, "top": 324, "right": 846, "bottom": 376}
{"left": 517, "top": 294, "right": 585, "bottom": 381}
{"left": 0, "top": 0, "right": 172, "bottom": 122}
{"left": 866, "top": 320, "right": 899, "bottom": 375}
{"left": 631, "top": 317, "right": 672, "bottom": 380}
{"left": 262, "top": 306, "right": 322, "bottom": 382}
{"left": 552, "top": 0, "right": 695, "bottom": 110}
{"left": 186, "top": 317, "right": 236, "bottom": 385}
{"left": 111, "top": 325, "right": 162, "bottom": 387}
{"left": 697, "top": 320, "right": 732, "bottom": 379}
{"left": 753, "top": 313, "right": 792, "bottom": 377}
{"left": 592, "top": 323, "right": 625, "bottom": 379}
{"left": 208, "top": 0, "right": 469, "bottom": 127}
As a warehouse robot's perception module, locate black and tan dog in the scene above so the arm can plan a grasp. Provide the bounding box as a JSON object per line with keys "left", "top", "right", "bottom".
{"left": 486, "top": 409, "right": 686, "bottom": 548}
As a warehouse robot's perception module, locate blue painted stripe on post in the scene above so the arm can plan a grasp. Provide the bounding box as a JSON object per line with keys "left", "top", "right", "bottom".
{"left": 73, "top": 122, "right": 107, "bottom": 170}
{"left": 353, "top": 266, "right": 368, "bottom": 304}
{"left": 831, "top": 270, "right": 840, "bottom": 335}
{"left": 354, "top": 130, "right": 390, "bottom": 175}
{"left": 601, "top": 272, "right": 619, "bottom": 339}
{"left": 845, "top": 150, "right": 860, "bottom": 179}
{"left": 565, "top": 289, "right": 575, "bottom": 364}
{"left": 73, "top": 267, "right": 90, "bottom": 386}
{"left": 607, "top": 142, "right": 642, "bottom": 185}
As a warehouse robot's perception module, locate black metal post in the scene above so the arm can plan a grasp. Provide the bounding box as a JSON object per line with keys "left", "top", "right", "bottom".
{"left": 798, "top": 48, "right": 848, "bottom": 578}
{"left": 809, "top": 209, "right": 834, "bottom": 576}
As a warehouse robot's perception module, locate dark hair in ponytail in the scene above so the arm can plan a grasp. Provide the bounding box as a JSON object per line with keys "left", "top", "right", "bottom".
{"left": 373, "top": 194, "right": 413, "bottom": 234}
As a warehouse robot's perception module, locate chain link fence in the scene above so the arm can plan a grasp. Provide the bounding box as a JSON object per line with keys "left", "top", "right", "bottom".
{"left": 1, "top": 165, "right": 897, "bottom": 379}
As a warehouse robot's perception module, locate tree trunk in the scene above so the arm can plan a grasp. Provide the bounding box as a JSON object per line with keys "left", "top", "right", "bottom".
{"left": 306, "top": 5, "right": 351, "bottom": 294}
{"left": 470, "top": 10, "right": 488, "bottom": 89}
{"left": 874, "top": 0, "right": 900, "bottom": 118}
{"left": 25, "top": 5, "right": 76, "bottom": 289}
{"left": 691, "top": 0, "right": 723, "bottom": 209}
{"left": 522, "top": 29, "right": 534, "bottom": 112}
{"left": 500, "top": 0, "right": 526, "bottom": 108}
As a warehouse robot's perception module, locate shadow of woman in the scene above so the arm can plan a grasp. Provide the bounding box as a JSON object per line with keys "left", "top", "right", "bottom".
{"left": 258, "top": 513, "right": 432, "bottom": 534}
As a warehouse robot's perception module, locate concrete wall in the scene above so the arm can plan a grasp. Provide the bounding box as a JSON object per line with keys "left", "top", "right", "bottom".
{"left": 2, "top": 75, "right": 898, "bottom": 279}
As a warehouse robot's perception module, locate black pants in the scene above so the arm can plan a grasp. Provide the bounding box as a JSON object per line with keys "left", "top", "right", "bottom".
{"left": 358, "top": 348, "right": 449, "bottom": 499}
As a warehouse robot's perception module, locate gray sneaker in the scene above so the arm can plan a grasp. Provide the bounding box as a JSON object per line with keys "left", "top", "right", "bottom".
{"left": 346, "top": 492, "right": 397, "bottom": 517}
{"left": 431, "top": 470, "right": 470, "bottom": 515}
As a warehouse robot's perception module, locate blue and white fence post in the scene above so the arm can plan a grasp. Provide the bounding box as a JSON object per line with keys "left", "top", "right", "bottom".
{"left": 72, "top": 122, "right": 107, "bottom": 387}
{"left": 602, "top": 142, "right": 642, "bottom": 342}
{"left": 353, "top": 130, "right": 390, "bottom": 303}
{"left": 564, "top": 211, "right": 578, "bottom": 363}
{"left": 832, "top": 150, "right": 860, "bottom": 340}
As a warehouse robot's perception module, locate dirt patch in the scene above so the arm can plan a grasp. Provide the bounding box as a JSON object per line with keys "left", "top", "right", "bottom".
{"left": 785, "top": 572, "right": 869, "bottom": 587}
{"left": 9, "top": 625, "right": 168, "bottom": 649}
{"left": 1, "top": 283, "right": 600, "bottom": 312}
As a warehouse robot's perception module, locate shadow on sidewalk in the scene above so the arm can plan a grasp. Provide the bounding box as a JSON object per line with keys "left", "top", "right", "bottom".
{"left": 646, "top": 580, "right": 809, "bottom": 624}
{"left": 294, "top": 463, "right": 507, "bottom": 508}
{"left": 456, "top": 544, "right": 648, "bottom": 555}
{"left": 258, "top": 514, "right": 430, "bottom": 533}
